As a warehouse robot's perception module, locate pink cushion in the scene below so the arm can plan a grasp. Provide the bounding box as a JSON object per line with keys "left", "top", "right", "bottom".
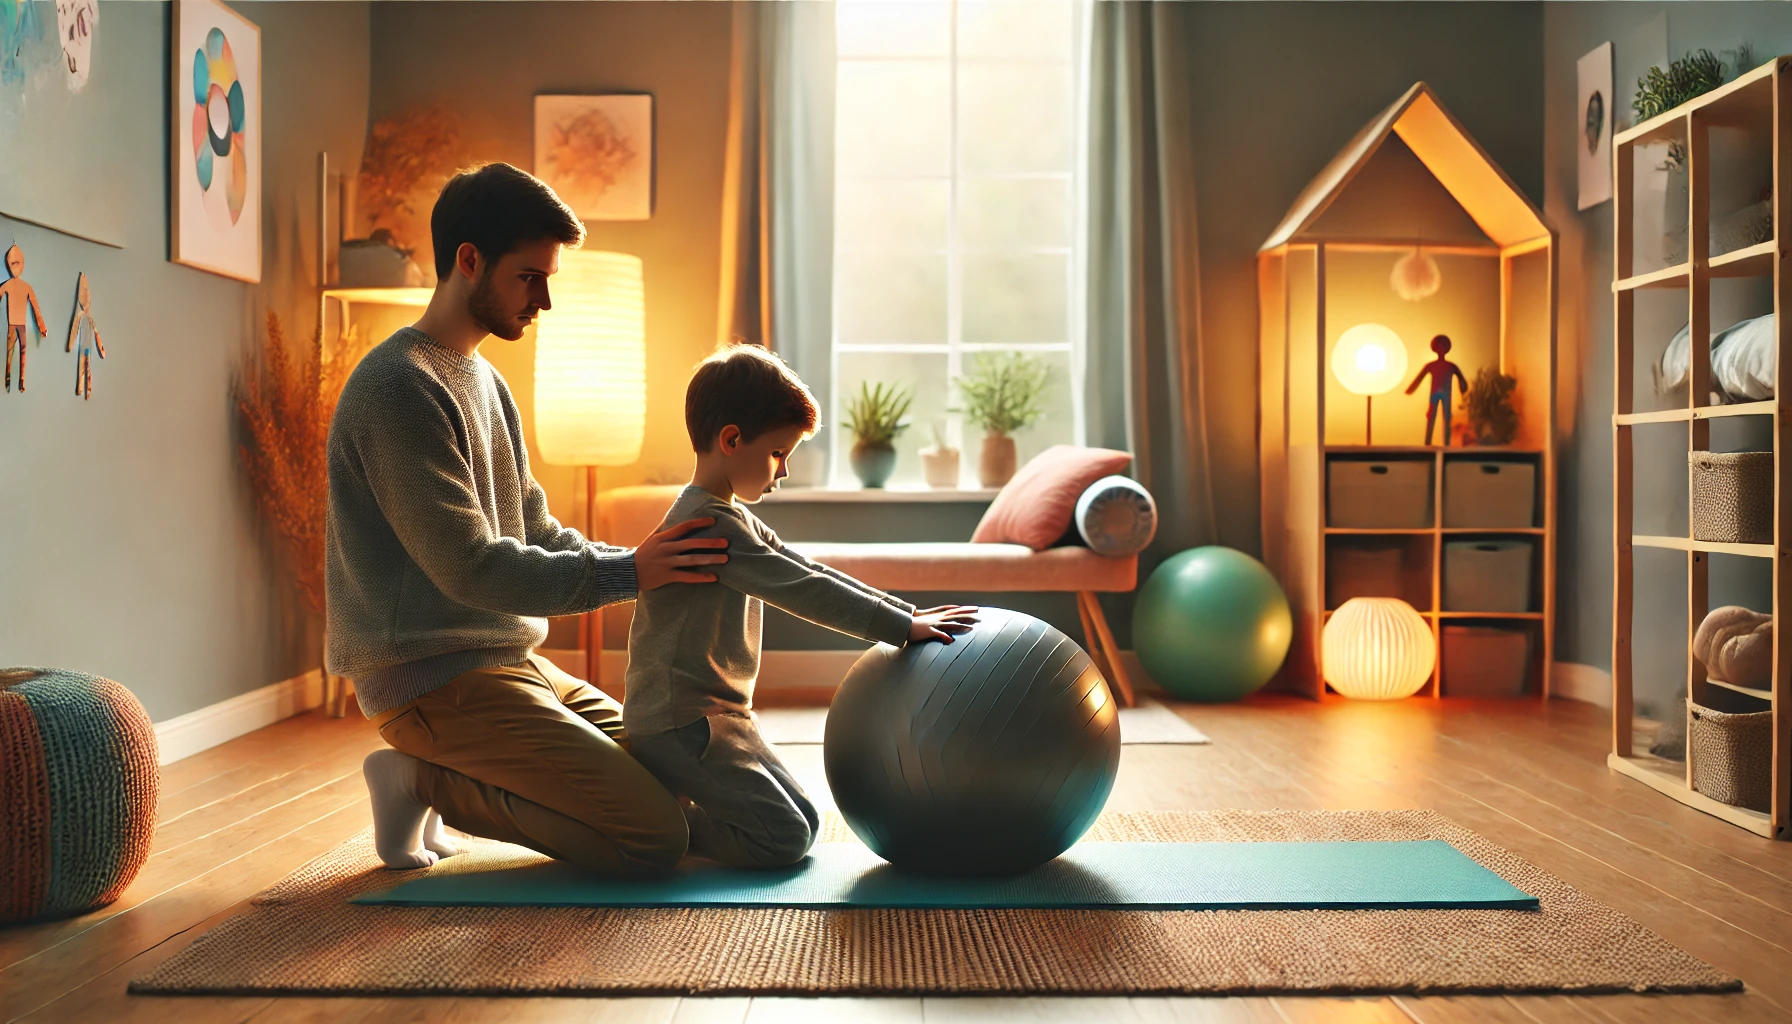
{"left": 971, "top": 446, "right": 1134, "bottom": 550}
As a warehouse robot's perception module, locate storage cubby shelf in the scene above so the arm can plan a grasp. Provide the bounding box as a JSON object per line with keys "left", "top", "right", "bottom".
{"left": 1708, "top": 677, "right": 1775, "bottom": 702}
{"left": 1630, "top": 535, "right": 1776, "bottom": 559}
{"left": 1616, "top": 400, "right": 1779, "bottom": 425}
{"left": 1611, "top": 55, "right": 1791, "bottom": 839}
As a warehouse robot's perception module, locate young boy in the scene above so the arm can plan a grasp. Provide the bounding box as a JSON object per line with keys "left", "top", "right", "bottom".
{"left": 625, "top": 344, "right": 977, "bottom": 868}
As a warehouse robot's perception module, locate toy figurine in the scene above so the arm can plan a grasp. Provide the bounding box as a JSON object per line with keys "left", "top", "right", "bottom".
{"left": 1404, "top": 333, "right": 1468, "bottom": 446}
{"left": 1, "top": 243, "right": 48, "bottom": 393}
{"left": 66, "top": 272, "right": 103, "bottom": 399}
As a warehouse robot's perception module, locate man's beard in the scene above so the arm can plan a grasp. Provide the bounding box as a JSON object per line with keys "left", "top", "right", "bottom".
{"left": 468, "top": 267, "right": 532, "bottom": 341}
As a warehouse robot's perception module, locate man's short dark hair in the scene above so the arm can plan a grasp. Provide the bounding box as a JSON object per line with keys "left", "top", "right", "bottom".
{"left": 685, "top": 343, "right": 820, "bottom": 453}
{"left": 430, "top": 162, "right": 585, "bottom": 278}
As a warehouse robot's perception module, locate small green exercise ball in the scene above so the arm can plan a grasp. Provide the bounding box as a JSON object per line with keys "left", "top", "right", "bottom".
{"left": 1132, "top": 546, "right": 1292, "bottom": 702}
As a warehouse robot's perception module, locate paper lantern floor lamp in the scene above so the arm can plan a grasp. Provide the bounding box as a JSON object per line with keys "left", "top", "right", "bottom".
{"left": 1322, "top": 598, "right": 1435, "bottom": 700}
{"left": 534, "top": 250, "right": 646, "bottom": 686}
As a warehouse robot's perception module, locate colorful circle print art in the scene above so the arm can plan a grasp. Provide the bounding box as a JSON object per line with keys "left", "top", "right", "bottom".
{"left": 191, "top": 27, "right": 247, "bottom": 228}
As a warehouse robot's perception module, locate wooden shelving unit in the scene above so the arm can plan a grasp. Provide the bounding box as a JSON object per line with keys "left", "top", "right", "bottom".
{"left": 1610, "top": 56, "right": 1791, "bottom": 840}
{"left": 1258, "top": 83, "right": 1557, "bottom": 701}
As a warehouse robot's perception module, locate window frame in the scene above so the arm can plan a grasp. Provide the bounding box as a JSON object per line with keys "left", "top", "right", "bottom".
{"left": 829, "top": 0, "right": 1090, "bottom": 489}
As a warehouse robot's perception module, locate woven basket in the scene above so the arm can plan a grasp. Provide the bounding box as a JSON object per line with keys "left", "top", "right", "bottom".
{"left": 1690, "top": 701, "right": 1773, "bottom": 812}
{"left": 1690, "top": 452, "right": 1773, "bottom": 544}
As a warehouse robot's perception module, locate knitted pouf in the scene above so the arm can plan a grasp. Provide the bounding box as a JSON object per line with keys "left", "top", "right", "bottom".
{"left": 1, "top": 668, "right": 158, "bottom": 924}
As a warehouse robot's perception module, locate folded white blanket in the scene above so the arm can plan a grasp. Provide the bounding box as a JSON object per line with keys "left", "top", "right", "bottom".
{"left": 1655, "top": 312, "right": 1776, "bottom": 403}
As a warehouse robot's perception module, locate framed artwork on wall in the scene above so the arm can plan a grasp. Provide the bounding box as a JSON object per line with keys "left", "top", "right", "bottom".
{"left": 533, "top": 94, "right": 654, "bottom": 222}
{"left": 171, "top": 0, "right": 261, "bottom": 282}
{"left": 1577, "top": 41, "right": 1614, "bottom": 211}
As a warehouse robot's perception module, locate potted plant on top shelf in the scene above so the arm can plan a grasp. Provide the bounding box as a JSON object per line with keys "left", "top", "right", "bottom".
{"left": 844, "top": 381, "right": 912, "bottom": 488}
{"left": 958, "top": 352, "right": 1050, "bottom": 487}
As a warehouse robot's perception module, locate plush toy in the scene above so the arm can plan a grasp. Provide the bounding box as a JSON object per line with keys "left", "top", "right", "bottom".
{"left": 1693, "top": 605, "right": 1773, "bottom": 689}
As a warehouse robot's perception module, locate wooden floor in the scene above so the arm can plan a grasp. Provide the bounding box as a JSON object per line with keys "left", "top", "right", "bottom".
{"left": 4, "top": 693, "right": 1792, "bottom": 1023}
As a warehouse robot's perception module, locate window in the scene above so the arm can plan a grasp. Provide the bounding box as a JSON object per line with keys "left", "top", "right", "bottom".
{"left": 832, "top": 0, "right": 1086, "bottom": 488}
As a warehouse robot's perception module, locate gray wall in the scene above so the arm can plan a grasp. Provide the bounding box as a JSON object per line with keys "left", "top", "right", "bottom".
{"left": 0, "top": 2, "right": 370, "bottom": 722}
{"left": 1544, "top": 4, "right": 1792, "bottom": 715}
{"left": 1186, "top": 2, "right": 1546, "bottom": 558}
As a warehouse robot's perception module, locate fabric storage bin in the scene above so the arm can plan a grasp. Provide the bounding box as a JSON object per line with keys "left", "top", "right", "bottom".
{"left": 1690, "top": 698, "right": 1772, "bottom": 812}
{"left": 1442, "top": 539, "right": 1534, "bottom": 612}
{"left": 1443, "top": 460, "right": 1535, "bottom": 528}
{"left": 1328, "top": 460, "right": 1431, "bottom": 529}
{"left": 1691, "top": 452, "right": 1773, "bottom": 544}
{"left": 1440, "top": 625, "right": 1531, "bottom": 697}
{"left": 1326, "top": 543, "right": 1406, "bottom": 609}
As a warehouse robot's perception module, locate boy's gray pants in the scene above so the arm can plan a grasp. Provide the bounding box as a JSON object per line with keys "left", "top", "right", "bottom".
{"left": 628, "top": 712, "right": 819, "bottom": 868}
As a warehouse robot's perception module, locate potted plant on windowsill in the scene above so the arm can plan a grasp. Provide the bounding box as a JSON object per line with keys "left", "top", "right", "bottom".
{"left": 958, "top": 352, "right": 1050, "bottom": 487}
{"left": 919, "top": 419, "right": 960, "bottom": 489}
{"left": 845, "top": 381, "right": 912, "bottom": 488}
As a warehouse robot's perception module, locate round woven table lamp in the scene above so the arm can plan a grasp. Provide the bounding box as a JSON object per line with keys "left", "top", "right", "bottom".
{"left": 1322, "top": 598, "right": 1435, "bottom": 700}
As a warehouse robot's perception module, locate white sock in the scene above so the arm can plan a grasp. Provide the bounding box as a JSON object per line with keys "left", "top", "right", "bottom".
{"left": 363, "top": 749, "right": 439, "bottom": 869}
{"left": 421, "top": 809, "right": 459, "bottom": 858}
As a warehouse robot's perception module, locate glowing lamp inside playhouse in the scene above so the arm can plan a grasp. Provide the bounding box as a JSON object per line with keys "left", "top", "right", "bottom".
{"left": 1322, "top": 597, "right": 1435, "bottom": 700}
{"left": 1330, "top": 323, "right": 1408, "bottom": 444}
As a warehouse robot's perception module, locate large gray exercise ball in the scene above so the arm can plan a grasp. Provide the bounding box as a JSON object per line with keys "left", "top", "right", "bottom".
{"left": 823, "top": 607, "right": 1121, "bottom": 876}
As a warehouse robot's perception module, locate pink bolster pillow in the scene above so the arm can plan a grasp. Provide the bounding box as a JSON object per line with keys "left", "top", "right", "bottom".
{"left": 971, "top": 445, "right": 1135, "bottom": 550}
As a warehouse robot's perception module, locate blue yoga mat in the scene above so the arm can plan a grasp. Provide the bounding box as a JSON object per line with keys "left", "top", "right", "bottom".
{"left": 355, "top": 840, "right": 1536, "bottom": 911}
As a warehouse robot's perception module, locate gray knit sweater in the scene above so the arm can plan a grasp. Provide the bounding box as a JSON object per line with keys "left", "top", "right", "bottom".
{"left": 325, "top": 327, "right": 638, "bottom": 715}
{"left": 623, "top": 485, "right": 916, "bottom": 736}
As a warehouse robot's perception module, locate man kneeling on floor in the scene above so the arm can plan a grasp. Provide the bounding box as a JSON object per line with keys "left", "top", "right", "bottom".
{"left": 327, "top": 162, "right": 729, "bottom": 873}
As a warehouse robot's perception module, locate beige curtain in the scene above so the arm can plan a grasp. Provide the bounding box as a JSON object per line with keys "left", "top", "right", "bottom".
{"left": 1085, "top": 0, "right": 1214, "bottom": 557}
{"left": 716, "top": 0, "right": 836, "bottom": 464}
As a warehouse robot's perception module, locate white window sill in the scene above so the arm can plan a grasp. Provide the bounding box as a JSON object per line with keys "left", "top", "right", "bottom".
{"left": 759, "top": 486, "right": 1000, "bottom": 504}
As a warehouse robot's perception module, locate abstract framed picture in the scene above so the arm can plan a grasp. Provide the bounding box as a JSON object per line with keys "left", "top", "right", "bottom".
{"left": 1577, "top": 41, "right": 1613, "bottom": 211}
{"left": 171, "top": 0, "right": 261, "bottom": 282}
{"left": 534, "top": 94, "right": 654, "bottom": 222}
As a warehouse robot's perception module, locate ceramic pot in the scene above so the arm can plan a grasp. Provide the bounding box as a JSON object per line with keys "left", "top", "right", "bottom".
{"left": 979, "top": 433, "right": 1018, "bottom": 488}
{"left": 850, "top": 442, "right": 898, "bottom": 488}
{"left": 920, "top": 447, "right": 960, "bottom": 489}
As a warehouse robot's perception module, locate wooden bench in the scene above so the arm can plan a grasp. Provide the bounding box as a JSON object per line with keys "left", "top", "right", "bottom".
{"left": 597, "top": 485, "right": 1138, "bottom": 706}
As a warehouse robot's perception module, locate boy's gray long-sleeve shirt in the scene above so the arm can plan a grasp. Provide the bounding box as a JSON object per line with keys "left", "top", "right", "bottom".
{"left": 623, "top": 485, "right": 916, "bottom": 736}
{"left": 325, "top": 327, "right": 639, "bottom": 715}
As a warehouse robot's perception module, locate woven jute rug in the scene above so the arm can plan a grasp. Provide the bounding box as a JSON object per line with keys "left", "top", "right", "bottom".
{"left": 130, "top": 810, "right": 1737, "bottom": 997}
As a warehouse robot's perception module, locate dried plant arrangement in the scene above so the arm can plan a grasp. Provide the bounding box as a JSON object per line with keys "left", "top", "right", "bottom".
{"left": 233, "top": 313, "right": 371, "bottom": 617}
{"left": 357, "top": 104, "right": 462, "bottom": 250}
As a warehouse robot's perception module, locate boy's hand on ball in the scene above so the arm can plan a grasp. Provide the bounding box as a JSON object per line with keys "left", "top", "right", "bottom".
{"left": 635, "top": 518, "right": 729, "bottom": 591}
{"left": 907, "top": 606, "right": 980, "bottom": 644}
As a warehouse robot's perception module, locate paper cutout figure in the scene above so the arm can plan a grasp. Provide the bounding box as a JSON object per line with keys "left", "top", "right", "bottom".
{"left": 66, "top": 272, "right": 103, "bottom": 399}
{"left": 1, "top": 244, "right": 48, "bottom": 393}
{"left": 55, "top": 0, "right": 97, "bottom": 91}
{"left": 1404, "top": 333, "right": 1469, "bottom": 446}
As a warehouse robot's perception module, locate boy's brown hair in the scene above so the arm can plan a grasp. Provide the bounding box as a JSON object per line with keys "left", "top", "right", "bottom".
{"left": 685, "top": 343, "right": 819, "bottom": 453}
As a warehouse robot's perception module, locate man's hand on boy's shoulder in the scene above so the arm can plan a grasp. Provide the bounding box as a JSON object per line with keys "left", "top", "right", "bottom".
{"left": 635, "top": 518, "right": 730, "bottom": 591}
{"left": 907, "top": 605, "right": 980, "bottom": 645}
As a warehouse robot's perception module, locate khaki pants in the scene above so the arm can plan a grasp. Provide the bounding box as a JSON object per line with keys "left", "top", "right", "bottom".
{"left": 371, "top": 654, "right": 689, "bottom": 876}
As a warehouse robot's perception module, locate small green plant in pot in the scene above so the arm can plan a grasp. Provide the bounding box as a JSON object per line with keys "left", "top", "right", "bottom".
{"left": 958, "top": 352, "right": 1050, "bottom": 487}
{"left": 845, "top": 381, "right": 912, "bottom": 488}
{"left": 1460, "top": 367, "right": 1519, "bottom": 446}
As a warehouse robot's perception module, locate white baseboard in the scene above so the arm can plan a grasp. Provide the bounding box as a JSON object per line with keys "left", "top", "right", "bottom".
{"left": 1550, "top": 661, "right": 1612, "bottom": 708}
{"left": 153, "top": 669, "right": 325, "bottom": 766}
